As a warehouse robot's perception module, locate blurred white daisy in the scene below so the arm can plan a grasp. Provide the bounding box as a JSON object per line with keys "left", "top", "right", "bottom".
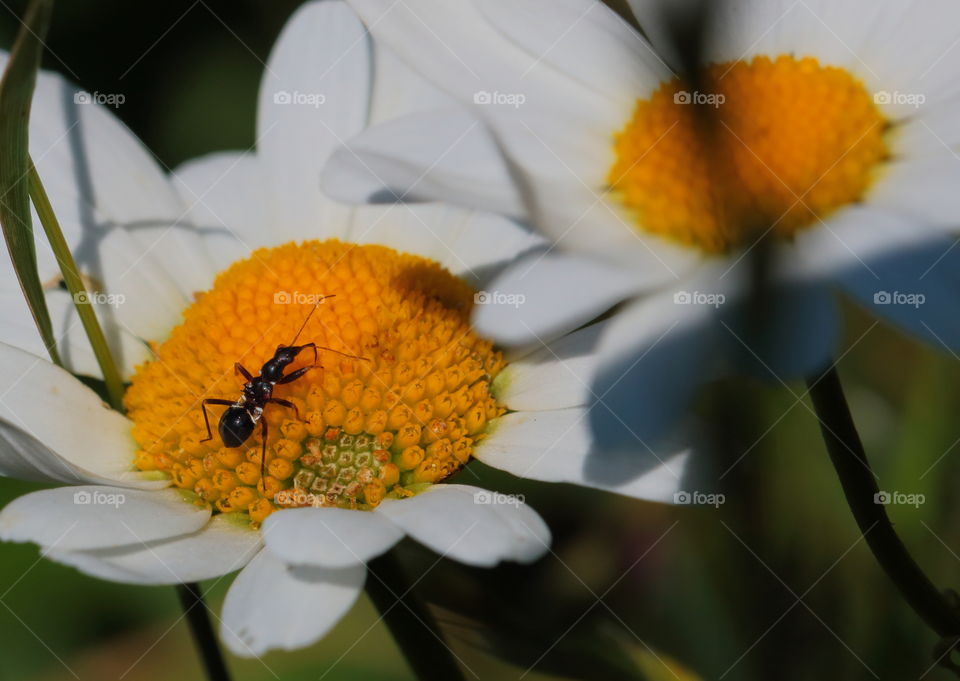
{"left": 331, "top": 0, "right": 960, "bottom": 453}
{"left": 0, "top": 0, "right": 688, "bottom": 657}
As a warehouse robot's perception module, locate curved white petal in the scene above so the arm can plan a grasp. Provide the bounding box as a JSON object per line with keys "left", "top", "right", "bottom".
{"left": 472, "top": 252, "right": 640, "bottom": 346}
{"left": 378, "top": 484, "right": 550, "bottom": 566}
{"left": 495, "top": 322, "right": 605, "bottom": 411}
{"left": 788, "top": 205, "right": 921, "bottom": 281}
{"left": 0, "top": 280, "right": 150, "bottom": 379}
{"left": 263, "top": 507, "right": 403, "bottom": 568}
{"left": 220, "top": 549, "right": 365, "bottom": 657}
{"left": 632, "top": 0, "right": 960, "bottom": 114}
{"left": 478, "top": 0, "right": 667, "bottom": 109}
{"left": 838, "top": 233, "right": 960, "bottom": 352}
{"left": 477, "top": 407, "right": 689, "bottom": 502}
{"left": 0, "top": 487, "right": 210, "bottom": 551}
{"left": 346, "top": 202, "right": 544, "bottom": 289}
{"left": 46, "top": 515, "right": 261, "bottom": 585}
{"left": 367, "top": 38, "right": 454, "bottom": 126}
{"left": 0, "top": 52, "right": 212, "bottom": 344}
{"left": 323, "top": 109, "right": 524, "bottom": 217}
{"left": 257, "top": 0, "right": 370, "bottom": 240}
{"left": 347, "top": 0, "right": 609, "bottom": 126}
{"left": 171, "top": 152, "right": 269, "bottom": 275}
{"left": 868, "top": 156, "right": 960, "bottom": 231}
{"left": 588, "top": 290, "right": 720, "bottom": 455}
{"left": 717, "top": 280, "right": 840, "bottom": 380}
{"left": 0, "top": 342, "right": 163, "bottom": 486}
{"left": 505, "top": 164, "right": 704, "bottom": 277}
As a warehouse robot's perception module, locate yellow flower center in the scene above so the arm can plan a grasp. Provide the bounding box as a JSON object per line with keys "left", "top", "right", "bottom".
{"left": 607, "top": 55, "right": 890, "bottom": 253}
{"left": 126, "top": 240, "right": 505, "bottom": 527}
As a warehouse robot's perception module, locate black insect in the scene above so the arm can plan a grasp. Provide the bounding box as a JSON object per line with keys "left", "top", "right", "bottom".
{"left": 199, "top": 297, "right": 362, "bottom": 479}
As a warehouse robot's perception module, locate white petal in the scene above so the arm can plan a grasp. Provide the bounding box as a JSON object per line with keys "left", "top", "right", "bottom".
{"left": 0, "top": 342, "right": 163, "bottom": 486}
{"left": 478, "top": 407, "right": 688, "bottom": 502}
{"left": 478, "top": 0, "right": 667, "bottom": 109}
{"left": 220, "top": 549, "right": 365, "bottom": 657}
{"left": 378, "top": 484, "right": 550, "bottom": 566}
{"left": 323, "top": 109, "right": 524, "bottom": 217}
{"left": 0, "top": 280, "right": 149, "bottom": 379}
{"left": 0, "top": 487, "right": 210, "bottom": 551}
{"left": 868, "top": 156, "right": 960, "bottom": 231}
{"left": 588, "top": 290, "right": 719, "bottom": 454}
{"left": 347, "top": 0, "right": 607, "bottom": 125}
{"left": 838, "top": 234, "right": 960, "bottom": 352}
{"left": 367, "top": 39, "right": 454, "bottom": 126}
{"left": 2, "top": 52, "right": 211, "bottom": 340}
{"left": 171, "top": 152, "right": 269, "bottom": 274}
{"left": 472, "top": 252, "right": 640, "bottom": 346}
{"left": 495, "top": 322, "right": 605, "bottom": 411}
{"left": 717, "top": 280, "right": 840, "bottom": 380}
{"left": 46, "top": 515, "right": 261, "bottom": 585}
{"left": 263, "top": 507, "right": 403, "bottom": 568}
{"left": 257, "top": 0, "right": 370, "bottom": 240}
{"left": 790, "top": 205, "right": 930, "bottom": 280}
{"left": 346, "top": 202, "right": 544, "bottom": 289}
{"left": 508, "top": 171, "right": 703, "bottom": 277}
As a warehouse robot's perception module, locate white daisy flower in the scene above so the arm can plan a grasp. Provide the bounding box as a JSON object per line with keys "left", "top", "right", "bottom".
{"left": 0, "top": 0, "right": 688, "bottom": 657}
{"left": 330, "top": 0, "right": 960, "bottom": 452}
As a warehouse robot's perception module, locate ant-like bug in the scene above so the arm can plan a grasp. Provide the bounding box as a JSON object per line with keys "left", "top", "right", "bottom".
{"left": 199, "top": 296, "right": 364, "bottom": 479}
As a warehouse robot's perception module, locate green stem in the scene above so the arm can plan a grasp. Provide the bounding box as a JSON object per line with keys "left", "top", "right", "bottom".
{"left": 27, "top": 159, "right": 125, "bottom": 410}
{"left": 366, "top": 551, "right": 466, "bottom": 681}
{"left": 176, "top": 583, "right": 233, "bottom": 681}
{"left": 807, "top": 366, "right": 960, "bottom": 639}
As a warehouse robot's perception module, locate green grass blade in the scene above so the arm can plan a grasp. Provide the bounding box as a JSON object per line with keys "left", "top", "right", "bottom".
{"left": 0, "top": 0, "right": 60, "bottom": 366}
{"left": 28, "top": 160, "right": 126, "bottom": 410}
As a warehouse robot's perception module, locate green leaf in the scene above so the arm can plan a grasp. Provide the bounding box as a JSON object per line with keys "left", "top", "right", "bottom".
{"left": 0, "top": 0, "right": 59, "bottom": 366}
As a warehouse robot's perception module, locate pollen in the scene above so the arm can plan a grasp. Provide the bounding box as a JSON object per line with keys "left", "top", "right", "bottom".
{"left": 608, "top": 55, "right": 890, "bottom": 253}
{"left": 125, "top": 240, "right": 506, "bottom": 526}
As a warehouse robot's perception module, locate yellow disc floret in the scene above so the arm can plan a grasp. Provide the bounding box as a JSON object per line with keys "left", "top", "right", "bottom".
{"left": 125, "top": 240, "right": 505, "bottom": 526}
{"left": 608, "top": 55, "right": 890, "bottom": 253}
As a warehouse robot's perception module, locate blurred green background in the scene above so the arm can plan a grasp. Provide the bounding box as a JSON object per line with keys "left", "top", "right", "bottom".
{"left": 2, "top": 1, "right": 960, "bottom": 679}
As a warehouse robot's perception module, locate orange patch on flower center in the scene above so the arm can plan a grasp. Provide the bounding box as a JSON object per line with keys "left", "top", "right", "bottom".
{"left": 608, "top": 55, "right": 890, "bottom": 253}
{"left": 126, "top": 240, "right": 505, "bottom": 526}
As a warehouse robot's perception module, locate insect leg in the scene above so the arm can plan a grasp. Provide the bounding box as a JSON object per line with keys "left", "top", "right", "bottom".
{"left": 200, "top": 398, "right": 235, "bottom": 442}
{"left": 259, "top": 418, "right": 269, "bottom": 480}
{"left": 276, "top": 365, "right": 315, "bottom": 385}
{"left": 267, "top": 397, "right": 300, "bottom": 420}
{"left": 234, "top": 363, "right": 254, "bottom": 382}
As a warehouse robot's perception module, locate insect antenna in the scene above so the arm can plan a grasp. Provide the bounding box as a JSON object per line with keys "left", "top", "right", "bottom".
{"left": 314, "top": 346, "right": 371, "bottom": 362}
{"left": 286, "top": 295, "right": 336, "bottom": 346}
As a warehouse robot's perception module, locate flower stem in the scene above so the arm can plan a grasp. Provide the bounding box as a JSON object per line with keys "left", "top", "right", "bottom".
{"left": 175, "top": 583, "right": 233, "bottom": 681}
{"left": 366, "top": 551, "right": 466, "bottom": 681}
{"left": 807, "top": 366, "right": 960, "bottom": 638}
